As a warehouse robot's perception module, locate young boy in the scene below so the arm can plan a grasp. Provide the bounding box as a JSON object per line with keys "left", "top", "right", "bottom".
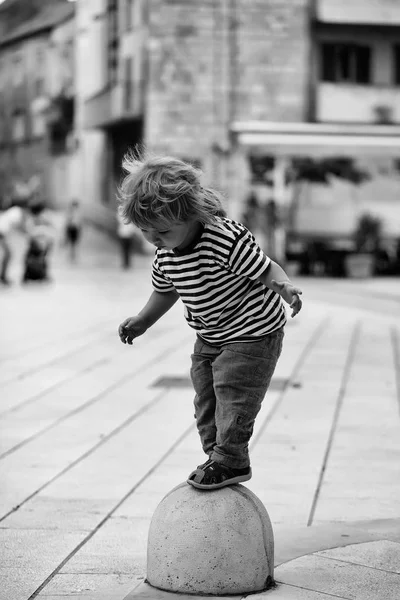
{"left": 118, "top": 154, "right": 302, "bottom": 490}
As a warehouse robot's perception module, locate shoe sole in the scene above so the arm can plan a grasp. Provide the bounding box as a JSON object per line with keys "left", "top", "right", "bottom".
{"left": 187, "top": 468, "right": 252, "bottom": 490}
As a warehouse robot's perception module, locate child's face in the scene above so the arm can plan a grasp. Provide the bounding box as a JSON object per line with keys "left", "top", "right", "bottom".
{"left": 140, "top": 220, "right": 199, "bottom": 251}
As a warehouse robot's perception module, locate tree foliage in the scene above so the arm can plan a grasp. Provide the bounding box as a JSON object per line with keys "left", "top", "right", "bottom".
{"left": 354, "top": 213, "right": 382, "bottom": 252}
{"left": 249, "top": 155, "right": 370, "bottom": 186}
{"left": 290, "top": 157, "right": 370, "bottom": 186}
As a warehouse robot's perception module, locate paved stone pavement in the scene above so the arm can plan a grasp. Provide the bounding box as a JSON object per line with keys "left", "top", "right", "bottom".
{"left": 1, "top": 222, "right": 400, "bottom": 600}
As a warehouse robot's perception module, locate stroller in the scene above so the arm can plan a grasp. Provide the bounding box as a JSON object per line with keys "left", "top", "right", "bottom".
{"left": 23, "top": 234, "right": 51, "bottom": 282}
{"left": 22, "top": 209, "right": 54, "bottom": 283}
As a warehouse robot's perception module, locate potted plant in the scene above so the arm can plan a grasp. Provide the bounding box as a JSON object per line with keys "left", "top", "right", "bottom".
{"left": 345, "top": 213, "right": 382, "bottom": 278}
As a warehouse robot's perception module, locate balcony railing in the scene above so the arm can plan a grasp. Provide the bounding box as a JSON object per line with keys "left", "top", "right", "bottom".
{"left": 316, "top": 82, "right": 400, "bottom": 123}
{"left": 317, "top": 0, "right": 400, "bottom": 26}
{"left": 84, "top": 86, "right": 114, "bottom": 129}
{"left": 84, "top": 81, "right": 143, "bottom": 129}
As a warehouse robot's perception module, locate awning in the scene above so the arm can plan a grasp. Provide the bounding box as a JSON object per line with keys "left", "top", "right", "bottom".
{"left": 231, "top": 122, "right": 400, "bottom": 157}
{"left": 84, "top": 86, "right": 142, "bottom": 129}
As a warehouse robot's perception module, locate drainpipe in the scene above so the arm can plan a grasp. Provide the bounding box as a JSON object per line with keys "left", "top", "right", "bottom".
{"left": 227, "top": 0, "right": 238, "bottom": 133}
{"left": 141, "top": 0, "right": 151, "bottom": 145}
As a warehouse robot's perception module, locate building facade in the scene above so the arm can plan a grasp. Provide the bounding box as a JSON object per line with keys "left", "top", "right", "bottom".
{"left": 231, "top": 0, "right": 400, "bottom": 265}
{"left": 2, "top": 0, "right": 399, "bottom": 249}
{"left": 76, "top": 0, "right": 312, "bottom": 229}
{"left": 313, "top": 0, "right": 400, "bottom": 123}
{"left": 72, "top": 0, "right": 146, "bottom": 226}
{"left": 77, "top": 0, "right": 400, "bottom": 239}
{"left": 0, "top": 1, "right": 76, "bottom": 207}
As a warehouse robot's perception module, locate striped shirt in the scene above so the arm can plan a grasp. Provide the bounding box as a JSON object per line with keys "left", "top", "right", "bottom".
{"left": 152, "top": 217, "right": 286, "bottom": 345}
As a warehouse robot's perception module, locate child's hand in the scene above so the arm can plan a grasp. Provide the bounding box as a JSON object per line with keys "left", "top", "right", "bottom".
{"left": 118, "top": 316, "right": 148, "bottom": 344}
{"left": 270, "top": 280, "right": 303, "bottom": 318}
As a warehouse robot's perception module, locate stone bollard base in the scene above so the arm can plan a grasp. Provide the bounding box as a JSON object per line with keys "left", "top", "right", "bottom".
{"left": 146, "top": 482, "right": 274, "bottom": 596}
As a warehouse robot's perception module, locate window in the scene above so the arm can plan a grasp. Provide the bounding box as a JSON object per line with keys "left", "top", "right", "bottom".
{"left": 393, "top": 45, "right": 400, "bottom": 85}
{"left": 60, "top": 40, "right": 74, "bottom": 92}
{"left": 0, "top": 93, "right": 4, "bottom": 141}
{"left": 32, "top": 113, "right": 46, "bottom": 138}
{"left": 12, "top": 110, "right": 25, "bottom": 142}
{"left": 35, "top": 48, "right": 45, "bottom": 97}
{"left": 12, "top": 53, "right": 24, "bottom": 86}
{"left": 125, "top": 0, "right": 134, "bottom": 30}
{"left": 107, "top": 0, "right": 119, "bottom": 85}
{"left": 35, "top": 76, "right": 45, "bottom": 97}
{"left": 320, "top": 43, "right": 371, "bottom": 84}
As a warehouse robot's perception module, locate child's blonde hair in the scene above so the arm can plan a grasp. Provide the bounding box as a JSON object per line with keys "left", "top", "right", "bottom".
{"left": 118, "top": 150, "right": 226, "bottom": 230}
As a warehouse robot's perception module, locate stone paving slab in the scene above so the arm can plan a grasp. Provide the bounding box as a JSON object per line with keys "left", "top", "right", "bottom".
{"left": 40, "top": 573, "right": 141, "bottom": 600}
{"left": 123, "top": 540, "right": 400, "bottom": 600}
{"left": 1, "top": 329, "right": 192, "bottom": 459}
{"left": 276, "top": 542, "right": 400, "bottom": 600}
{"left": 318, "top": 539, "right": 400, "bottom": 573}
{"left": 0, "top": 529, "right": 88, "bottom": 600}
{"left": 124, "top": 581, "right": 240, "bottom": 600}
{"left": 0, "top": 326, "right": 114, "bottom": 387}
{"left": 252, "top": 587, "right": 341, "bottom": 599}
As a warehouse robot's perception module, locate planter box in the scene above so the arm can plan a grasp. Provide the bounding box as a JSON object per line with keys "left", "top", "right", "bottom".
{"left": 345, "top": 253, "right": 375, "bottom": 278}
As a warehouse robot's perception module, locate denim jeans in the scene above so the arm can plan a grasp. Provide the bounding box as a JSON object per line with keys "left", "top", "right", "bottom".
{"left": 190, "top": 327, "right": 284, "bottom": 469}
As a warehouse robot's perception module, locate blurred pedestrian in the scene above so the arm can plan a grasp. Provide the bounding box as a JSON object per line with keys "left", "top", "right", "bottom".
{"left": 0, "top": 198, "right": 27, "bottom": 285}
{"left": 116, "top": 209, "right": 136, "bottom": 269}
{"left": 22, "top": 202, "right": 55, "bottom": 283}
{"left": 118, "top": 154, "right": 303, "bottom": 490}
{"left": 64, "top": 199, "right": 82, "bottom": 263}
{"left": 241, "top": 192, "right": 259, "bottom": 231}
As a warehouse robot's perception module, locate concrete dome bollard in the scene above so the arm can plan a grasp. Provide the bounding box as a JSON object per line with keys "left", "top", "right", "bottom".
{"left": 146, "top": 482, "right": 274, "bottom": 596}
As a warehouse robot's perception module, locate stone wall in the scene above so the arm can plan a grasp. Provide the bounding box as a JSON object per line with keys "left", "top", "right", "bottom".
{"left": 237, "top": 0, "right": 310, "bottom": 122}
{"left": 144, "top": 0, "right": 311, "bottom": 177}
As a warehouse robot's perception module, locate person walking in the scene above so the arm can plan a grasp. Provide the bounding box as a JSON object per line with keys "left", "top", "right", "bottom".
{"left": 0, "top": 199, "right": 27, "bottom": 285}
{"left": 116, "top": 209, "right": 136, "bottom": 269}
{"left": 64, "top": 199, "right": 82, "bottom": 263}
{"left": 117, "top": 153, "right": 303, "bottom": 490}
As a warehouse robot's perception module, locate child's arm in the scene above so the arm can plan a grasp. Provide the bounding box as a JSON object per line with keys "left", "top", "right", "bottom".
{"left": 119, "top": 289, "right": 179, "bottom": 344}
{"left": 259, "top": 260, "right": 303, "bottom": 318}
